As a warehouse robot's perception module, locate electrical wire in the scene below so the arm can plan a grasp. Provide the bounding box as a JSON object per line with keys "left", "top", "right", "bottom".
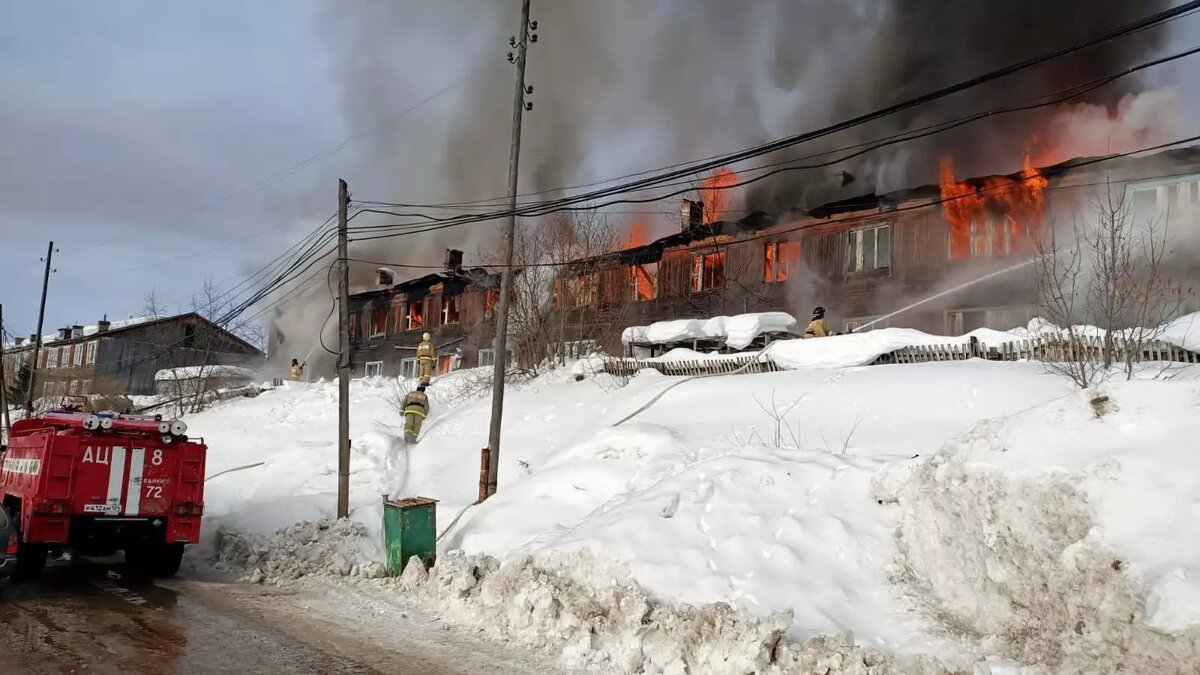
{"left": 348, "top": 39, "right": 1200, "bottom": 240}
{"left": 351, "top": 2, "right": 1200, "bottom": 231}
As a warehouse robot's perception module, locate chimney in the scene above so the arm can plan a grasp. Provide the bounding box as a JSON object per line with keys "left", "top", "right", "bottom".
{"left": 97, "top": 316, "right": 111, "bottom": 333}
{"left": 375, "top": 268, "right": 394, "bottom": 287}
{"left": 679, "top": 199, "right": 703, "bottom": 231}
{"left": 13, "top": 337, "right": 24, "bottom": 347}
{"left": 444, "top": 248, "right": 464, "bottom": 271}
{"left": 71, "top": 324, "right": 84, "bottom": 339}
{"left": 29, "top": 334, "right": 37, "bottom": 344}
{"left": 58, "top": 328, "right": 71, "bottom": 340}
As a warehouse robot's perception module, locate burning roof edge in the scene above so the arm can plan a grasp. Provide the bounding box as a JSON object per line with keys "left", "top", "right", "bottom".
{"left": 349, "top": 266, "right": 503, "bottom": 300}
{"left": 602, "top": 144, "right": 1200, "bottom": 263}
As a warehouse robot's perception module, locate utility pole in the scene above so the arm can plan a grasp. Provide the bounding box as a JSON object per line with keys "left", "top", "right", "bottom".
{"left": 485, "top": 0, "right": 536, "bottom": 498}
{"left": 0, "top": 303, "right": 10, "bottom": 441}
{"left": 336, "top": 179, "right": 351, "bottom": 519}
{"left": 25, "top": 241, "right": 55, "bottom": 413}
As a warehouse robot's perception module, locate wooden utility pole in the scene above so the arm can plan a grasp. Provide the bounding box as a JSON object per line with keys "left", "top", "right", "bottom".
{"left": 0, "top": 303, "right": 10, "bottom": 440}
{"left": 336, "top": 179, "right": 351, "bottom": 519}
{"left": 485, "top": 0, "right": 536, "bottom": 499}
{"left": 25, "top": 241, "right": 54, "bottom": 413}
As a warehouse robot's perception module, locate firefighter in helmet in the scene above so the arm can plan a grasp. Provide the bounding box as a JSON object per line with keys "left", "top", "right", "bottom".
{"left": 416, "top": 332, "right": 435, "bottom": 385}
{"left": 290, "top": 358, "right": 306, "bottom": 380}
{"left": 804, "top": 306, "right": 828, "bottom": 338}
{"left": 402, "top": 383, "right": 430, "bottom": 443}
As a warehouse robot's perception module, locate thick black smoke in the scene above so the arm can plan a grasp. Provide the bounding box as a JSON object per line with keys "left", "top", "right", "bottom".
{"left": 749, "top": 0, "right": 1175, "bottom": 212}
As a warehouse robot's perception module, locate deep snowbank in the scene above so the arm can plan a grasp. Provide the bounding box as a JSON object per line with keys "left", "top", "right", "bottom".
{"left": 877, "top": 381, "right": 1200, "bottom": 673}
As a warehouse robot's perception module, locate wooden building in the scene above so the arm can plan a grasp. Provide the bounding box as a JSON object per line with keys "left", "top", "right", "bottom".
{"left": 2, "top": 313, "right": 264, "bottom": 399}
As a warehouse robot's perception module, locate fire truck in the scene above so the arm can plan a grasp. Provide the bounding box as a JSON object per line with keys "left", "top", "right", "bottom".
{"left": 0, "top": 404, "right": 206, "bottom": 579}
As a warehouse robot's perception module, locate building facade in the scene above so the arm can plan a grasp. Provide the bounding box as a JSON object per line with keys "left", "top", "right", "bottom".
{"left": 2, "top": 314, "right": 264, "bottom": 399}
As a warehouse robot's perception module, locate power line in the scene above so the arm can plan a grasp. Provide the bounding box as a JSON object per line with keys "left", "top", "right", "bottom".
{"left": 352, "top": 2, "right": 1200, "bottom": 229}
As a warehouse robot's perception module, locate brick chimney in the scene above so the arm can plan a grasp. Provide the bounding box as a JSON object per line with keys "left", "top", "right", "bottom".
{"left": 71, "top": 324, "right": 84, "bottom": 339}
{"left": 13, "top": 336, "right": 24, "bottom": 346}
{"left": 57, "top": 327, "right": 71, "bottom": 340}
{"left": 375, "top": 268, "right": 395, "bottom": 287}
{"left": 444, "top": 248, "right": 464, "bottom": 271}
{"left": 97, "top": 317, "right": 111, "bottom": 333}
{"left": 679, "top": 199, "right": 703, "bottom": 231}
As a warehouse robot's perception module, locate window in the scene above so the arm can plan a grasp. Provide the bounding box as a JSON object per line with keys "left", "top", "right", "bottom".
{"left": 565, "top": 274, "right": 597, "bottom": 308}
{"left": 349, "top": 312, "right": 360, "bottom": 342}
{"left": 405, "top": 302, "right": 424, "bottom": 331}
{"left": 631, "top": 263, "right": 658, "bottom": 301}
{"left": 844, "top": 317, "right": 888, "bottom": 333}
{"left": 400, "top": 358, "right": 418, "bottom": 379}
{"left": 846, "top": 223, "right": 890, "bottom": 274}
{"left": 484, "top": 289, "right": 499, "bottom": 317}
{"left": 364, "top": 361, "right": 384, "bottom": 377}
{"left": 391, "top": 304, "right": 405, "bottom": 333}
{"left": 370, "top": 308, "right": 388, "bottom": 338}
{"left": 967, "top": 216, "right": 1012, "bottom": 258}
{"left": 85, "top": 341, "right": 97, "bottom": 365}
{"left": 47, "top": 347, "right": 58, "bottom": 369}
{"left": 437, "top": 354, "right": 454, "bottom": 375}
{"left": 184, "top": 324, "right": 196, "bottom": 348}
{"left": 73, "top": 343, "right": 85, "bottom": 366}
{"left": 79, "top": 379, "right": 92, "bottom": 395}
{"left": 441, "top": 295, "right": 460, "bottom": 325}
{"left": 764, "top": 241, "right": 802, "bottom": 283}
{"left": 691, "top": 251, "right": 726, "bottom": 292}
{"left": 69, "top": 379, "right": 79, "bottom": 395}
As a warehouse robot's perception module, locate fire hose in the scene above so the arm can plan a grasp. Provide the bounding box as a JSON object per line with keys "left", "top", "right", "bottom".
{"left": 436, "top": 341, "right": 788, "bottom": 544}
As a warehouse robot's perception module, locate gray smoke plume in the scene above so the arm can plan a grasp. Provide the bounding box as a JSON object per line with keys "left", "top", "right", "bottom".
{"left": 277, "top": 0, "right": 1190, "bottom": 369}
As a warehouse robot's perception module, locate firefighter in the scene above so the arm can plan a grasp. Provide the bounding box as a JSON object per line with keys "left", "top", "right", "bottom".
{"left": 803, "top": 306, "right": 828, "bottom": 338}
{"left": 416, "top": 332, "right": 435, "bottom": 385}
{"left": 290, "top": 358, "right": 306, "bottom": 380}
{"left": 402, "top": 384, "right": 430, "bottom": 443}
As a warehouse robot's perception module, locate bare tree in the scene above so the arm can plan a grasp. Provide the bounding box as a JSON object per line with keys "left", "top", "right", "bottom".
{"left": 481, "top": 209, "right": 627, "bottom": 376}
{"left": 1034, "top": 180, "right": 1189, "bottom": 387}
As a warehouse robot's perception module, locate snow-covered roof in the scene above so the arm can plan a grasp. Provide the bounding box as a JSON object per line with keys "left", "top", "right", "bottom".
{"left": 154, "top": 365, "right": 257, "bottom": 382}
{"left": 3, "top": 315, "right": 164, "bottom": 350}
{"left": 622, "top": 312, "right": 799, "bottom": 350}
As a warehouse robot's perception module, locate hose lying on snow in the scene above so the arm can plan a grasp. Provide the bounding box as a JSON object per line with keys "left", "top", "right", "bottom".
{"left": 436, "top": 342, "right": 787, "bottom": 543}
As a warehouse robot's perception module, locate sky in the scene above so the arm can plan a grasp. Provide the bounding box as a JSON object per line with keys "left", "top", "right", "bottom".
{"left": 0, "top": 1, "right": 351, "bottom": 338}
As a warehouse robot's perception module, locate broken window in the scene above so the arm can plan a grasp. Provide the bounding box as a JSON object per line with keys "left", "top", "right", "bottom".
{"left": 764, "top": 241, "right": 801, "bottom": 283}
{"left": 691, "top": 251, "right": 726, "bottom": 292}
{"left": 846, "top": 223, "right": 890, "bottom": 274}
{"left": 567, "top": 274, "right": 598, "bottom": 308}
{"left": 631, "top": 262, "right": 658, "bottom": 301}
{"left": 968, "top": 215, "right": 1013, "bottom": 258}
{"left": 484, "top": 289, "right": 499, "bottom": 317}
{"left": 349, "top": 312, "right": 360, "bottom": 342}
{"left": 405, "top": 302, "right": 424, "bottom": 331}
{"left": 441, "top": 295, "right": 460, "bottom": 325}
{"left": 437, "top": 354, "right": 454, "bottom": 375}
{"left": 370, "top": 308, "right": 388, "bottom": 337}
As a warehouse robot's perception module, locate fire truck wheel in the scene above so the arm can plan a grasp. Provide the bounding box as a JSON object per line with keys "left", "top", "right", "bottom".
{"left": 126, "top": 543, "right": 185, "bottom": 578}
{"left": 12, "top": 543, "right": 48, "bottom": 582}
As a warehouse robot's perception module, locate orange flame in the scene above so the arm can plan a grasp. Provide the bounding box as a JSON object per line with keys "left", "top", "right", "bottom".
{"left": 622, "top": 219, "right": 647, "bottom": 250}
{"left": 700, "top": 168, "right": 737, "bottom": 221}
{"left": 939, "top": 151, "right": 1048, "bottom": 259}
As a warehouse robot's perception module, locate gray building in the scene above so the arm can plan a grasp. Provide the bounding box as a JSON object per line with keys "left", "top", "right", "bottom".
{"left": 3, "top": 313, "right": 264, "bottom": 398}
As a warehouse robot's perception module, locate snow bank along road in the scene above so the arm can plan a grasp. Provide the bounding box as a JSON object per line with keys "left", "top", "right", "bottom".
{"left": 192, "top": 324, "right": 1200, "bottom": 674}
{"left": 0, "top": 556, "right": 562, "bottom": 675}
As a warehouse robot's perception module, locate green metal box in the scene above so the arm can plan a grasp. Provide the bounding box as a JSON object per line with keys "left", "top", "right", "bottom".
{"left": 382, "top": 496, "right": 438, "bottom": 576}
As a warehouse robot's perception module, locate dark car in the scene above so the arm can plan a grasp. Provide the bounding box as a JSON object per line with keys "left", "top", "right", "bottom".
{"left": 0, "top": 505, "right": 18, "bottom": 578}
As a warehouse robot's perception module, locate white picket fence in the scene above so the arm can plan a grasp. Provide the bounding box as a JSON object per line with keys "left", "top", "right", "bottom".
{"left": 601, "top": 335, "right": 1200, "bottom": 378}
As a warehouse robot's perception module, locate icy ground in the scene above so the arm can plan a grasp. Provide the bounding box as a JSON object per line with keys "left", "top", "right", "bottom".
{"left": 190, "top": 328, "right": 1200, "bottom": 673}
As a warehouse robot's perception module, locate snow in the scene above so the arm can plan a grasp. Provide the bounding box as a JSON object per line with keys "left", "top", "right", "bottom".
{"left": 622, "top": 312, "right": 798, "bottom": 349}
{"left": 154, "top": 364, "right": 257, "bottom": 381}
{"left": 190, "top": 357, "right": 1200, "bottom": 672}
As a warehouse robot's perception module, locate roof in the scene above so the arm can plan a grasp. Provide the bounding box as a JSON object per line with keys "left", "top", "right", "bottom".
{"left": 3, "top": 312, "right": 263, "bottom": 356}
{"left": 154, "top": 365, "right": 257, "bottom": 381}
{"left": 349, "top": 267, "right": 503, "bottom": 301}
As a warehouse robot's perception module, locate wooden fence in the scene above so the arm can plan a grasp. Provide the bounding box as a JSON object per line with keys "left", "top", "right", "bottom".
{"left": 601, "top": 335, "right": 1200, "bottom": 378}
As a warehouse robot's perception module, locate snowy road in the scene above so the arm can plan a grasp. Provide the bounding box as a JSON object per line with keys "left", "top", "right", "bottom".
{"left": 0, "top": 559, "right": 562, "bottom": 675}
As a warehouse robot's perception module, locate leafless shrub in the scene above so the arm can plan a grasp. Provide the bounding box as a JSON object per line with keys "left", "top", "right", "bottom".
{"left": 1034, "top": 179, "right": 1191, "bottom": 388}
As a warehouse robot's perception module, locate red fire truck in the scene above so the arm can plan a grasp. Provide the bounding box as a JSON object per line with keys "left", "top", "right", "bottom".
{"left": 0, "top": 406, "right": 206, "bottom": 579}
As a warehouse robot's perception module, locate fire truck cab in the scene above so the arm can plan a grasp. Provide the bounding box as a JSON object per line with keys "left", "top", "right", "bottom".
{"left": 0, "top": 407, "right": 206, "bottom": 579}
